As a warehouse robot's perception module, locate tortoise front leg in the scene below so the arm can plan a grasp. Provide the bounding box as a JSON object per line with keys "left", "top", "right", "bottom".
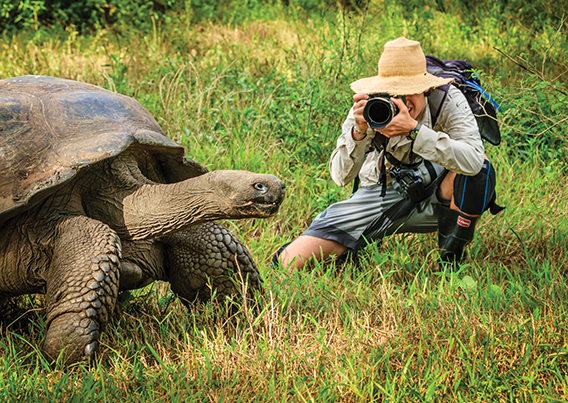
{"left": 43, "top": 216, "right": 121, "bottom": 364}
{"left": 164, "top": 222, "right": 262, "bottom": 305}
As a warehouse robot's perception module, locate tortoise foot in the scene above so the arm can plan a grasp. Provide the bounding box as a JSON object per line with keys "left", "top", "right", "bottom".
{"left": 166, "top": 222, "right": 262, "bottom": 305}
{"left": 43, "top": 313, "right": 101, "bottom": 364}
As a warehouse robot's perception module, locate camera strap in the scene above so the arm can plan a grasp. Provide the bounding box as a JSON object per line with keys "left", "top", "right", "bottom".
{"left": 374, "top": 134, "right": 389, "bottom": 197}
{"left": 371, "top": 134, "right": 422, "bottom": 197}
{"left": 355, "top": 167, "right": 447, "bottom": 251}
{"left": 351, "top": 134, "right": 423, "bottom": 195}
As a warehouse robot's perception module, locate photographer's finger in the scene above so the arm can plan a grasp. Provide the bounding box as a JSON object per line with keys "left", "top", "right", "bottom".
{"left": 353, "top": 93, "right": 369, "bottom": 103}
{"left": 390, "top": 97, "right": 407, "bottom": 111}
{"left": 354, "top": 99, "right": 368, "bottom": 114}
{"left": 353, "top": 103, "right": 367, "bottom": 123}
{"left": 376, "top": 127, "right": 394, "bottom": 138}
{"left": 377, "top": 116, "right": 406, "bottom": 138}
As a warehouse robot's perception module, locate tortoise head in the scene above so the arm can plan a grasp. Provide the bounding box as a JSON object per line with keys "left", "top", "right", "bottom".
{"left": 207, "top": 170, "right": 286, "bottom": 218}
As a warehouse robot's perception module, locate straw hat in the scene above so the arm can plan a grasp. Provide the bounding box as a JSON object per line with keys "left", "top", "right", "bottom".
{"left": 350, "top": 37, "right": 453, "bottom": 96}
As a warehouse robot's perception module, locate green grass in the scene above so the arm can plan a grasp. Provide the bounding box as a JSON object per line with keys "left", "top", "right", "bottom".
{"left": 1, "top": 2, "right": 568, "bottom": 402}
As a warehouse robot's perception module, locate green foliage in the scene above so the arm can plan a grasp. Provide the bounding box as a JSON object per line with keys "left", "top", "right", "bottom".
{"left": 0, "top": 0, "right": 46, "bottom": 31}
{"left": 0, "top": 0, "right": 177, "bottom": 34}
{"left": 0, "top": 0, "right": 369, "bottom": 34}
{"left": 487, "top": 67, "right": 568, "bottom": 166}
{"left": 406, "top": 0, "right": 562, "bottom": 33}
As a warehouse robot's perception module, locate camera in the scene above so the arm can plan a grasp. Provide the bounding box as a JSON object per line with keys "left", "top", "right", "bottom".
{"left": 363, "top": 94, "right": 406, "bottom": 130}
{"left": 390, "top": 165, "right": 425, "bottom": 204}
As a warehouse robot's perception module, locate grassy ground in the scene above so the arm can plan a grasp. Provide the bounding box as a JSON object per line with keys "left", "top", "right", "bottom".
{"left": 1, "top": 3, "right": 568, "bottom": 402}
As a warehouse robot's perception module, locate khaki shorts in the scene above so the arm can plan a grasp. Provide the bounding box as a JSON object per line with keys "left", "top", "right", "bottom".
{"left": 303, "top": 161, "right": 446, "bottom": 250}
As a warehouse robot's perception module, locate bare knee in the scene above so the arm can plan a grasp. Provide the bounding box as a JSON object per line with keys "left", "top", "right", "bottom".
{"left": 279, "top": 235, "right": 346, "bottom": 270}
{"left": 438, "top": 171, "right": 456, "bottom": 202}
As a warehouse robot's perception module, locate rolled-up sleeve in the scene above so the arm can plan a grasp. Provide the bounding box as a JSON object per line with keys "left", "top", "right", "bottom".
{"left": 413, "top": 86, "right": 485, "bottom": 176}
{"left": 329, "top": 107, "right": 376, "bottom": 187}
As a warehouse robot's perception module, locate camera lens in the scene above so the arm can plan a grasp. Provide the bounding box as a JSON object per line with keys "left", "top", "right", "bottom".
{"left": 363, "top": 96, "right": 399, "bottom": 130}
{"left": 367, "top": 100, "right": 392, "bottom": 125}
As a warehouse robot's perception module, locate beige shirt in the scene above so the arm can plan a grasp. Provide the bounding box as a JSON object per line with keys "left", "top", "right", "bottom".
{"left": 330, "top": 85, "right": 485, "bottom": 188}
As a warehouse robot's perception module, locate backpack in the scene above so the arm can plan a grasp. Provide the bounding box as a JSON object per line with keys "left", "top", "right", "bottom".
{"left": 425, "top": 55, "right": 501, "bottom": 145}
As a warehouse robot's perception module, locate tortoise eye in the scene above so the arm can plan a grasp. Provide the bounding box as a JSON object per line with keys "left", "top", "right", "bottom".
{"left": 253, "top": 183, "right": 268, "bottom": 193}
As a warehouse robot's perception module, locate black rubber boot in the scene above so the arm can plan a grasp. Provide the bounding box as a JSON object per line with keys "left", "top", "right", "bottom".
{"left": 437, "top": 205, "right": 479, "bottom": 264}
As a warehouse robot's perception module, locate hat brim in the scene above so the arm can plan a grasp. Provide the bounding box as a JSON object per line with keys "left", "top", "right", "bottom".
{"left": 350, "top": 73, "right": 453, "bottom": 96}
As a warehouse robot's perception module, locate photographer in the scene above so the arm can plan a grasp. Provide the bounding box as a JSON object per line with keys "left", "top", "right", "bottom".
{"left": 275, "top": 37, "right": 500, "bottom": 270}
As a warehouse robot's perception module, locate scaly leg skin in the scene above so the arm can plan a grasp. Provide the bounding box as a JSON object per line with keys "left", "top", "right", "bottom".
{"left": 165, "top": 222, "right": 262, "bottom": 306}
{"left": 42, "top": 216, "right": 121, "bottom": 364}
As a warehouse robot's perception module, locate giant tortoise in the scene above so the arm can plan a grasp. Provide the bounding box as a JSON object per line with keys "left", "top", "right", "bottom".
{"left": 0, "top": 75, "right": 285, "bottom": 364}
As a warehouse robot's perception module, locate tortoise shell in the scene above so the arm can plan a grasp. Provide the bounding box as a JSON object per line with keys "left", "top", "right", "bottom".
{"left": 0, "top": 75, "right": 206, "bottom": 225}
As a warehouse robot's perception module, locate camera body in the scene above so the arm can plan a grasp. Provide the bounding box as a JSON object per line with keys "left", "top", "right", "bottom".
{"left": 389, "top": 165, "right": 426, "bottom": 204}
{"left": 363, "top": 94, "right": 406, "bottom": 130}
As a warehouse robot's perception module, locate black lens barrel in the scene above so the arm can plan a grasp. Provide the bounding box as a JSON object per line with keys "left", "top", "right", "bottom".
{"left": 363, "top": 96, "right": 400, "bottom": 130}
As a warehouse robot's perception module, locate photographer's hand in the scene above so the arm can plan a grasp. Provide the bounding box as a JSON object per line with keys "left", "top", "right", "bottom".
{"left": 352, "top": 93, "right": 370, "bottom": 140}
{"left": 378, "top": 97, "right": 417, "bottom": 138}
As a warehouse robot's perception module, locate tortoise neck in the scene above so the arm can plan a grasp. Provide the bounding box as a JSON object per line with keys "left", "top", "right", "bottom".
{"left": 121, "top": 174, "right": 226, "bottom": 240}
{"left": 82, "top": 155, "right": 225, "bottom": 241}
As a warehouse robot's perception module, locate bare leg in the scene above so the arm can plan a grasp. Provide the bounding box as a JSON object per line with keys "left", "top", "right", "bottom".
{"left": 278, "top": 235, "right": 347, "bottom": 270}
{"left": 437, "top": 171, "right": 455, "bottom": 204}
{"left": 43, "top": 216, "right": 121, "bottom": 364}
